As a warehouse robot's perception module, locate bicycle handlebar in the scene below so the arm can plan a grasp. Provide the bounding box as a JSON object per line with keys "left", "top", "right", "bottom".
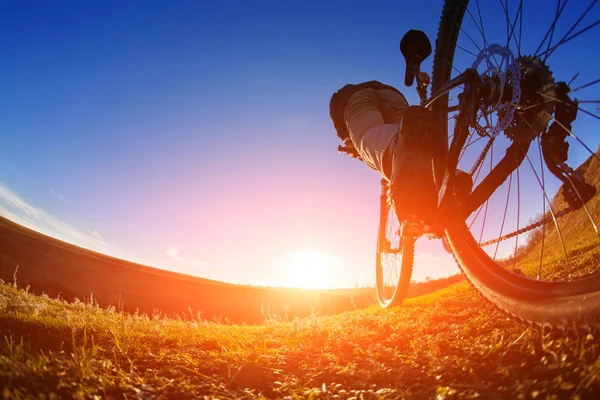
{"left": 338, "top": 145, "right": 363, "bottom": 161}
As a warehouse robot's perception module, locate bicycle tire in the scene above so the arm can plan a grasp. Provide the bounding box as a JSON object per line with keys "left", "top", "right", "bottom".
{"left": 431, "top": 0, "right": 600, "bottom": 330}
{"left": 375, "top": 185, "right": 414, "bottom": 308}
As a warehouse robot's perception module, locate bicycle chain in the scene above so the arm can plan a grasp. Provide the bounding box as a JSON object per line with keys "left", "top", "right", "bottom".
{"left": 468, "top": 137, "right": 495, "bottom": 176}
{"left": 479, "top": 206, "right": 574, "bottom": 247}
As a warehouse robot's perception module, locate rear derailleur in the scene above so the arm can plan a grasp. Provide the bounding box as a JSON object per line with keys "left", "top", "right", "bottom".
{"left": 541, "top": 82, "right": 596, "bottom": 209}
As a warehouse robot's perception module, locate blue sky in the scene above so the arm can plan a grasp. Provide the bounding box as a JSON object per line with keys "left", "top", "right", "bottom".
{"left": 0, "top": 0, "right": 598, "bottom": 288}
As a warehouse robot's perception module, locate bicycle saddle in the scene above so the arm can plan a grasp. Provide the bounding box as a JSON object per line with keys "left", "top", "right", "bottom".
{"left": 400, "top": 29, "right": 432, "bottom": 87}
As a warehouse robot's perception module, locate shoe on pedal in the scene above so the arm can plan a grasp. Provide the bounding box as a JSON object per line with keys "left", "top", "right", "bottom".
{"left": 389, "top": 106, "right": 439, "bottom": 224}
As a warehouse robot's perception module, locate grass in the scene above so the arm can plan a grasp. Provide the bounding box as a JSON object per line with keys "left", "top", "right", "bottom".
{"left": 1, "top": 279, "right": 600, "bottom": 399}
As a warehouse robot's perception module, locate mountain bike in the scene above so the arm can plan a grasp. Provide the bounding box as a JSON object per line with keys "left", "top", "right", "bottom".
{"left": 345, "top": 0, "right": 600, "bottom": 330}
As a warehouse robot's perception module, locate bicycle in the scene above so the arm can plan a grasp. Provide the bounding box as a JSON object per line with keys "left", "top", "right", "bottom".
{"left": 341, "top": 0, "right": 600, "bottom": 330}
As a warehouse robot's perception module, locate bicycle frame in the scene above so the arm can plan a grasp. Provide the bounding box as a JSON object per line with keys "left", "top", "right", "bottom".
{"left": 423, "top": 68, "right": 485, "bottom": 218}
{"left": 423, "top": 67, "right": 529, "bottom": 222}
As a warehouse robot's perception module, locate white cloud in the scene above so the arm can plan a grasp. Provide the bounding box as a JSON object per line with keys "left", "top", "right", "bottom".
{"left": 166, "top": 247, "right": 208, "bottom": 270}
{"left": 0, "top": 182, "right": 122, "bottom": 257}
{"left": 89, "top": 230, "right": 103, "bottom": 239}
{"left": 0, "top": 182, "right": 214, "bottom": 281}
{"left": 48, "top": 187, "right": 66, "bottom": 202}
{"left": 166, "top": 247, "right": 184, "bottom": 261}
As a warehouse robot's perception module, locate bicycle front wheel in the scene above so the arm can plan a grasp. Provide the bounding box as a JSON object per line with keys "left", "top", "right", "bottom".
{"left": 432, "top": 0, "right": 600, "bottom": 329}
{"left": 375, "top": 182, "right": 414, "bottom": 308}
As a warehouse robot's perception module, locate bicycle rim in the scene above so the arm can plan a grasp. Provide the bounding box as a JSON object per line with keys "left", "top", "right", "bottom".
{"left": 376, "top": 197, "right": 414, "bottom": 308}
{"left": 432, "top": 0, "right": 600, "bottom": 328}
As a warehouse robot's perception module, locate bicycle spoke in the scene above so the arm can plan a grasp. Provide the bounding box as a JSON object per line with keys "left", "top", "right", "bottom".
{"left": 468, "top": 201, "right": 486, "bottom": 230}
{"left": 475, "top": 0, "right": 490, "bottom": 49}
{"left": 460, "top": 27, "right": 484, "bottom": 60}
{"left": 463, "top": 134, "right": 485, "bottom": 151}
{"left": 468, "top": 137, "right": 495, "bottom": 177}
{"left": 524, "top": 95, "right": 600, "bottom": 122}
{"left": 578, "top": 107, "right": 600, "bottom": 122}
{"left": 520, "top": 99, "right": 554, "bottom": 112}
{"left": 533, "top": 0, "right": 569, "bottom": 58}
{"left": 512, "top": 163, "right": 521, "bottom": 271}
{"left": 504, "top": 0, "right": 510, "bottom": 50}
{"left": 478, "top": 197, "right": 491, "bottom": 244}
{"left": 469, "top": 141, "right": 489, "bottom": 189}
{"left": 516, "top": 115, "right": 549, "bottom": 278}
{"left": 537, "top": 90, "right": 600, "bottom": 124}
{"left": 478, "top": 143, "right": 494, "bottom": 244}
{"left": 458, "top": 130, "right": 476, "bottom": 162}
{"left": 544, "top": 0, "right": 566, "bottom": 61}
{"left": 524, "top": 153, "right": 573, "bottom": 279}
{"left": 456, "top": 44, "right": 479, "bottom": 58}
{"left": 506, "top": 0, "right": 524, "bottom": 56}
{"left": 498, "top": 0, "right": 510, "bottom": 69}
{"left": 536, "top": 137, "right": 547, "bottom": 280}
{"left": 570, "top": 78, "right": 600, "bottom": 93}
{"left": 545, "top": 0, "right": 598, "bottom": 61}
{"left": 495, "top": 4, "right": 507, "bottom": 67}
{"left": 518, "top": 0, "right": 523, "bottom": 57}
{"left": 493, "top": 172, "right": 513, "bottom": 260}
{"left": 568, "top": 72, "right": 580, "bottom": 86}
{"left": 466, "top": 2, "right": 490, "bottom": 51}
{"left": 564, "top": 173, "right": 600, "bottom": 238}
{"left": 542, "top": 18, "right": 600, "bottom": 61}
{"left": 544, "top": 111, "right": 600, "bottom": 162}
{"left": 461, "top": 9, "right": 500, "bottom": 69}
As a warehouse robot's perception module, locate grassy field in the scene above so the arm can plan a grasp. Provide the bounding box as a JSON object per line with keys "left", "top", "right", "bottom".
{"left": 1, "top": 279, "right": 599, "bottom": 399}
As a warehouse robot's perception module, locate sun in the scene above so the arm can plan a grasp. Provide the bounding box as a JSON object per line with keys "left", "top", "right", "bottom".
{"left": 284, "top": 250, "right": 340, "bottom": 289}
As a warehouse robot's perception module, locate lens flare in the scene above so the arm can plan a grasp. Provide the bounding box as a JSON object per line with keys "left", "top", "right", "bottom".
{"left": 284, "top": 250, "right": 341, "bottom": 289}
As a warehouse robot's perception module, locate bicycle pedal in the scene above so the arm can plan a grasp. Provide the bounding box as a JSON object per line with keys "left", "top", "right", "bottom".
{"left": 401, "top": 217, "right": 443, "bottom": 238}
{"left": 400, "top": 219, "right": 430, "bottom": 237}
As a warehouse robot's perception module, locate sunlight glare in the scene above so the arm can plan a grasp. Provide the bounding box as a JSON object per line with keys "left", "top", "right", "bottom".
{"left": 284, "top": 250, "right": 341, "bottom": 289}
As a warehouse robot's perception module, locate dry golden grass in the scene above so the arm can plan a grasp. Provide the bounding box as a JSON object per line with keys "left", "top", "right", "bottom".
{"left": 1, "top": 278, "right": 600, "bottom": 399}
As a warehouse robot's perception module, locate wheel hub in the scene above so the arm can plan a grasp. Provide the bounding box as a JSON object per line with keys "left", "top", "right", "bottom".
{"left": 471, "top": 44, "right": 522, "bottom": 137}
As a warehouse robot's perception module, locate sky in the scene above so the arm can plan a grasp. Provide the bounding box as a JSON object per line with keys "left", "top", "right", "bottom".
{"left": 0, "top": 0, "right": 598, "bottom": 289}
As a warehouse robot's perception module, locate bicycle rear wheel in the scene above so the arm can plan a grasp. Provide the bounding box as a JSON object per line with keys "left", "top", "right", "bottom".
{"left": 432, "top": 0, "right": 600, "bottom": 329}
{"left": 375, "top": 182, "right": 414, "bottom": 308}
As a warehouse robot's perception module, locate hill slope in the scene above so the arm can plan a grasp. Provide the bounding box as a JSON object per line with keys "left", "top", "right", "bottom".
{"left": 505, "top": 146, "right": 600, "bottom": 279}
{"left": 0, "top": 211, "right": 464, "bottom": 323}
{"left": 0, "top": 216, "right": 374, "bottom": 323}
